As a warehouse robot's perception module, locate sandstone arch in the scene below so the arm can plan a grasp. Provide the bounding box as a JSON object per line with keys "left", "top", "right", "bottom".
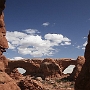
{"left": 63, "top": 65, "right": 75, "bottom": 74}
{"left": 7, "top": 58, "right": 77, "bottom": 79}
{"left": 7, "top": 59, "right": 40, "bottom": 76}
{"left": 56, "top": 59, "right": 77, "bottom": 72}
{"left": 17, "top": 68, "right": 26, "bottom": 74}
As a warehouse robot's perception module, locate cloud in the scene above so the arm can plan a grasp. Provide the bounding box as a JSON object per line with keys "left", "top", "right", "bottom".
{"left": 83, "top": 37, "right": 87, "bottom": 39}
{"left": 76, "top": 45, "right": 81, "bottom": 49}
{"left": 75, "top": 41, "right": 87, "bottom": 50}
{"left": 8, "top": 42, "right": 15, "bottom": 49}
{"left": 45, "top": 33, "right": 71, "bottom": 45}
{"left": 42, "top": 22, "right": 50, "bottom": 27}
{"left": 82, "top": 41, "right": 87, "bottom": 50}
{"left": 23, "top": 29, "right": 40, "bottom": 34}
{"left": 83, "top": 41, "right": 87, "bottom": 47}
{"left": 61, "top": 42, "right": 71, "bottom": 46}
{"left": 6, "top": 29, "right": 71, "bottom": 57}
{"left": 10, "top": 57, "right": 24, "bottom": 60}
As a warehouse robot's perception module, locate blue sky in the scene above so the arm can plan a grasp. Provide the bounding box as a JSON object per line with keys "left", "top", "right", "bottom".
{"left": 4, "top": 0, "right": 90, "bottom": 60}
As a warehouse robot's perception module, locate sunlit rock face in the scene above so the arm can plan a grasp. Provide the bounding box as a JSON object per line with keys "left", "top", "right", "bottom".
{"left": 0, "top": 0, "right": 8, "bottom": 71}
{"left": 75, "top": 32, "right": 90, "bottom": 90}
{"left": 0, "top": 1, "right": 20, "bottom": 90}
{"left": 69, "top": 56, "right": 85, "bottom": 81}
{"left": 0, "top": 0, "right": 8, "bottom": 56}
{"left": 8, "top": 58, "right": 77, "bottom": 79}
{"left": 0, "top": 8, "right": 9, "bottom": 70}
{"left": 40, "top": 58, "right": 62, "bottom": 78}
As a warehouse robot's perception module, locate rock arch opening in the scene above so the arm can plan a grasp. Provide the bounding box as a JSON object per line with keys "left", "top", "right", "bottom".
{"left": 63, "top": 65, "right": 75, "bottom": 74}
{"left": 17, "top": 68, "right": 26, "bottom": 74}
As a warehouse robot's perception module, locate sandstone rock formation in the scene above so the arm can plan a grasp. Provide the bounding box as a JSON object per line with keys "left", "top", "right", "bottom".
{"left": 75, "top": 32, "right": 90, "bottom": 90}
{"left": 56, "top": 58, "right": 76, "bottom": 72}
{"left": 0, "top": 0, "right": 8, "bottom": 52}
{"left": 0, "top": 0, "right": 9, "bottom": 72}
{"left": 18, "top": 76, "right": 45, "bottom": 90}
{"left": 9, "top": 68, "right": 23, "bottom": 80}
{"left": 0, "top": 72, "right": 20, "bottom": 90}
{"left": 40, "top": 58, "right": 62, "bottom": 78}
{"left": 69, "top": 56, "right": 85, "bottom": 80}
{"left": 0, "top": 1, "right": 20, "bottom": 90}
{"left": 8, "top": 59, "right": 40, "bottom": 76}
{"left": 7, "top": 58, "right": 77, "bottom": 79}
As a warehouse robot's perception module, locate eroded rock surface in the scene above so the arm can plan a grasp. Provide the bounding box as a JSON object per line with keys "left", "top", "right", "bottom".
{"left": 18, "top": 76, "right": 45, "bottom": 90}
{"left": 8, "top": 59, "right": 40, "bottom": 76}
{"left": 75, "top": 32, "right": 90, "bottom": 90}
{"left": 0, "top": 72, "right": 20, "bottom": 90}
{"left": 9, "top": 68, "right": 23, "bottom": 80}
{"left": 56, "top": 58, "right": 76, "bottom": 72}
{"left": 8, "top": 58, "right": 77, "bottom": 79}
{"left": 40, "top": 58, "right": 62, "bottom": 78}
{"left": 0, "top": 1, "right": 20, "bottom": 90}
{"left": 69, "top": 56, "right": 85, "bottom": 80}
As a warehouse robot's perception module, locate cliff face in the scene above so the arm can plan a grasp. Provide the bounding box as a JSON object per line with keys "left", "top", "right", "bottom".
{"left": 69, "top": 56, "right": 85, "bottom": 81}
{"left": 0, "top": 1, "right": 20, "bottom": 90}
{"left": 75, "top": 32, "right": 90, "bottom": 90}
{"left": 0, "top": 0, "right": 8, "bottom": 51}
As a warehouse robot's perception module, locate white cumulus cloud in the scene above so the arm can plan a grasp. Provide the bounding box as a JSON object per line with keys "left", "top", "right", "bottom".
{"left": 6, "top": 29, "right": 71, "bottom": 57}
{"left": 42, "top": 22, "right": 50, "bottom": 27}
{"left": 45, "top": 33, "right": 71, "bottom": 45}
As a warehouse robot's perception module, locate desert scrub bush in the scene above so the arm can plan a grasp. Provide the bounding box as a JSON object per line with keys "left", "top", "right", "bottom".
{"left": 53, "top": 83, "right": 57, "bottom": 87}
{"left": 70, "top": 82, "right": 74, "bottom": 88}
{"left": 55, "top": 79, "right": 62, "bottom": 83}
{"left": 55, "top": 78, "right": 69, "bottom": 83}
{"left": 41, "top": 80, "right": 45, "bottom": 84}
{"left": 60, "top": 78, "right": 70, "bottom": 82}
{"left": 47, "top": 81, "right": 52, "bottom": 84}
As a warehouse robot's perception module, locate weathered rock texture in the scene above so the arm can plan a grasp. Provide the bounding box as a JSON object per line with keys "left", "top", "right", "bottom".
{"left": 69, "top": 56, "right": 85, "bottom": 80}
{"left": 7, "top": 58, "right": 77, "bottom": 79}
{"left": 75, "top": 32, "right": 90, "bottom": 90}
{"left": 0, "top": 0, "right": 8, "bottom": 52}
{"left": 9, "top": 68, "right": 23, "bottom": 80}
{"left": 0, "top": 72, "right": 20, "bottom": 90}
{"left": 40, "top": 58, "right": 62, "bottom": 78}
{"left": 0, "top": 1, "right": 20, "bottom": 90}
{"left": 56, "top": 58, "right": 77, "bottom": 72}
{"left": 8, "top": 59, "right": 40, "bottom": 76}
{"left": 0, "top": 0, "right": 8, "bottom": 72}
{"left": 18, "top": 76, "right": 45, "bottom": 90}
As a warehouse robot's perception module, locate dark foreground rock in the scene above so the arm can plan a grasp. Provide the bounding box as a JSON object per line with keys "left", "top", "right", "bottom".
{"left": 75, "top": 32, "right": 90, "bottom": 90}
